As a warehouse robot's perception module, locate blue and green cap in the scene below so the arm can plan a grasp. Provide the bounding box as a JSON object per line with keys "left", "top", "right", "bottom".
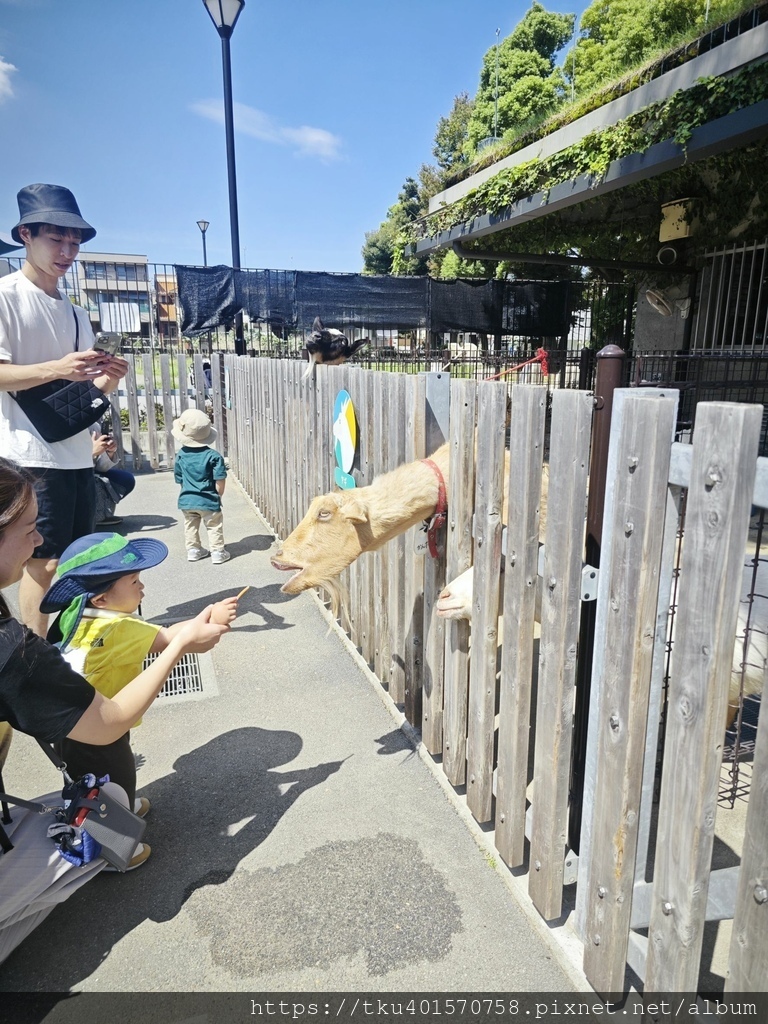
{"left": 40, "top": 533, "right": 168, "bottom": 614}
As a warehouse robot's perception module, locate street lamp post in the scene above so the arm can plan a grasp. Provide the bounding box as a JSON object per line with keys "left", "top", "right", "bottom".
{"left": 202, "top": 0, "right": 246, "bottom": 355}
{"left": 197, "top": 219, "right": 209, "bottom": 266}
{"left": 494, "top": 27, "right": 500, "bottom": 141}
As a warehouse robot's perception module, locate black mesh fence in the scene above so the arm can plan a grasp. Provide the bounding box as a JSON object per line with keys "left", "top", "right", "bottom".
{"left": 632, "top": 350, "right": 768, "bottom": 455}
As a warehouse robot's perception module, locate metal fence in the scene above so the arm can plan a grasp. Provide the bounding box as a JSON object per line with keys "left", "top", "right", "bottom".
{"left": 0, "top": 254, "right": 634, "bottom": 367}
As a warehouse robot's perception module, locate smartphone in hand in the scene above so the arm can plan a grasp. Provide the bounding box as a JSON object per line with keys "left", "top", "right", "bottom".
{"left": 93, "top": 332, "right": 122, "bottom": 356}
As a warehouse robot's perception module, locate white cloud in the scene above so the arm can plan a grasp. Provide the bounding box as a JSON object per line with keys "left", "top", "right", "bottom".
{"left": 191, "top": 99, "right": 342, "bottom": 162}
{"left": 0, "top": 57, "right": 18, "bottom": 103}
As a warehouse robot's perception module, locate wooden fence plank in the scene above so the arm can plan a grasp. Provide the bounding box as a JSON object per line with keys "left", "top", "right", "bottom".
{"left": 159, "top": 355, "right": 176, "bottom": 470}
{"left": 176, "top": 354, "right": 189, "bottom": 414}
{"left": 725, "top": 660, "right": 768, "bottom": 991}
{"left": 388, "top": 373, "right": 407, "bottom": 703}
{"left": 192, "top": 354, "right": 206, "bottom": 412}
{"left": 373, "top": 371, "right": 391, "bottom": 684}
{"left": 442, "top": 379, "right": 477, "bottom": 778}
{"left": 466, "top": 382, "right": 508, "bottom": 822}
{"left": 420, "top": 372, "right": 450, "bottom": 746}
{"left": 124, "top": 359, "right": 143, "bottom": 473}
{"left": 495, "top": 384, "right": 547, "bottom": 868}
{"left": 645, "top": 402, "right": 762, "bottom": 993}
{"left": 142, "top": 354, "right": 159, "bottom": 471}
{"left": 211, "top": 353, "right": 225, "bottom": 455}
{"left": 528, "top": 388, "right": 592, "bottom": 921}
{"left": 582, "top": 391, "right": 677, "bottom": 995}
{"left": 404, "top": 373, "right": 427, "bottom": 726}
{"left": 357, "top": 367, "right": 376, "bottom": 666}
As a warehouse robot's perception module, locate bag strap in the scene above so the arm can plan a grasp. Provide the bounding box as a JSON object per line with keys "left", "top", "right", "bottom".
{"left": 71, "top": 301, "right": 80, "bottom": 353}
{"left": 36, "top": 738, "right": 74, "bottom": 783}
{"left": 0, "top": 767, "right": 60, "bottom": 855}
{"left": 0, "top": 741, "right": 74, "bottom": 855}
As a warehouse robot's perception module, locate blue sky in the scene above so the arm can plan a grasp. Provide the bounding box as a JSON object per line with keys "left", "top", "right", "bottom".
{"left": 0, "top": 0, "right": 586, "bottom": 273}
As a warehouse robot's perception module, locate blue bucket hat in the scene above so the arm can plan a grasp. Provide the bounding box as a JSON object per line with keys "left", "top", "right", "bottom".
{"left": 41, "top": 533, "right": 168, "bottom": 648}
{"left": 11, "top": 183, "right": 96, "bottom": 244}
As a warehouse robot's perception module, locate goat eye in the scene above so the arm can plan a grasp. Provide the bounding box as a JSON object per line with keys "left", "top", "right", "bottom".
{"left": 317, "top": 509, "right": 332, "bottom": 521}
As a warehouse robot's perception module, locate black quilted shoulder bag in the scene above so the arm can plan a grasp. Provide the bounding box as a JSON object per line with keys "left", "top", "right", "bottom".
{"left": 11, "top": 304, "right": 110, "bottom": 443}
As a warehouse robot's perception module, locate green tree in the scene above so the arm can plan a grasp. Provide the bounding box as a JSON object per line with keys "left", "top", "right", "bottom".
{"left": 433, "top": 92, "right": 474, "bottom": 170}
{"left": 564, "top": 0, "right": 712, "bottom": 97}
{"left": 467, "top": 3, "right": 575, "bottom": 148}
{"left": 362, "top": 178, "right": 428, "bottom": 275}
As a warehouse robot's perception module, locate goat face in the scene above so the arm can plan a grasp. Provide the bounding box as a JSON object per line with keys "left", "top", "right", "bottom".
{"left": 436, "top": 565, "right": 474, "bottom": 620}
{"left": 271, "top": 490, "right": 372, "bottom": 594}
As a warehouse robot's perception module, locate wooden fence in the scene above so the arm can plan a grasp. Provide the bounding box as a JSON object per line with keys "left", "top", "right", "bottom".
{"left": 118, "top": 353, "right": 767, "bottom": 997}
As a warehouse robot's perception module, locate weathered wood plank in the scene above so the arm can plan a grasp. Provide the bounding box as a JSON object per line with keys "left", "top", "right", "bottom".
{"left": 466, "top": 382, "right": 508, "bottom": 823}
{"left": 645, "top": 402, "right": 762, "bottom": 993}
{"left": 421, "top": 372, "right": 451, "bottom": 753}
{"left": 404, "top": 373, "right": 427, "bottom": 726}
{"left": 388, "top": 373, "right": 407, "bottom": 703}
{"left": 495, "top": 384, "right": 547, "bottom": 868}
{"left": 528, "top": 388, "right": 592, "bottom": 921}
{"left": 211, "top": 353, "right": 225, "bottom": 456}
{"left": 176, "top": 354, "right": 189, "bottom": 413}
{"left": 442, "top": 379, "right": 477, "bottom": 779}
{"left": 582, "top": 391, "right": 677, "bottom": 995}
{"left": 159, "top": 354, "right": 176, "bottom": 470}
{"left": 725, "top": 661, "right": 768, "bottom": 991}
{"left": 124, "top": 359, "right": 143, "bottom": 473}
{"left": 372, "top": 371, "right": 391, "bottom": 684}
{"left": 363, "top": 369, "right": 378, "bottom": 665}
{"left": 192, "top": 354, "right": 206, "bottom": 412}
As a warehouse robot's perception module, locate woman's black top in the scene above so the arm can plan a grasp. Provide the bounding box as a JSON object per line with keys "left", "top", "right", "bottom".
{"left": 0, "top": 618, "right": 94, "bottom": 743}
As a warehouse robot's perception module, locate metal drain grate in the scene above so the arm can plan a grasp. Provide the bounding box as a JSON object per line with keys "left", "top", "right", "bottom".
{"left": 142, "top": 650, "right": 219, "bottom": 703}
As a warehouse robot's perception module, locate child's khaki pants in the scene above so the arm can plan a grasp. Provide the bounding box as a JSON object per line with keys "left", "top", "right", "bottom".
{"left": 183, "top": 509, "right": 225, "bottom": 552}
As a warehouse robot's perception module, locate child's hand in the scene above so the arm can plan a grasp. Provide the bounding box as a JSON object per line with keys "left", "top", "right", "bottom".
{"left": 210, "top": 596, "right": 239, "bottom": 626}
{"left": 178, "top": 606, "right": 229, "bottom": 652}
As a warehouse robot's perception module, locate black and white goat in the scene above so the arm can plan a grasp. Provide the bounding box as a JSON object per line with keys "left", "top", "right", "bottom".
{"left": 303, "top": 317, "right": 370, "bottom": 379}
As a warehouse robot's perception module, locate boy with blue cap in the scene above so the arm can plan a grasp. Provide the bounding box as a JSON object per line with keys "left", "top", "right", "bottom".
{"left": 41, "top": 532, "right": 239, "bottom": 867}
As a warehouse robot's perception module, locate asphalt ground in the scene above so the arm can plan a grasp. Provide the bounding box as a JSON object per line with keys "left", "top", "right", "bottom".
{"left": 0, "top": 467, "right": 590, "bottom": 1001}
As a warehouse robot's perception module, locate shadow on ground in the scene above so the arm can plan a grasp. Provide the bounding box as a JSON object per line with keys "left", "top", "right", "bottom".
{"left": 152, "top": 583, "right": 297, "bottom": 633}
{"left": 0, "top": 727, "right": 344, "bottom": 991}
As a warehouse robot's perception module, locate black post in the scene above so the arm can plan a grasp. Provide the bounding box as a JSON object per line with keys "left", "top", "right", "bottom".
{"left": 201, "top": 231, "right": 208, "bottom": 267}
{"left": 567, "top": 343, "right": 626, "bottom": 854}
{"left": 220, "top": 32, "right": 245, "bottom": 356}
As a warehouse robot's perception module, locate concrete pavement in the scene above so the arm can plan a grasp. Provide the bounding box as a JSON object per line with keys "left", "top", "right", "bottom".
{"left": 0, "top": 466, "right": 590, "bottom": 996}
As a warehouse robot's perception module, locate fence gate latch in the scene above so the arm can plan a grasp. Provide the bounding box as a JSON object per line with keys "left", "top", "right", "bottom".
{"left": 581, "top": 565, "right": 599, "bottom": 602}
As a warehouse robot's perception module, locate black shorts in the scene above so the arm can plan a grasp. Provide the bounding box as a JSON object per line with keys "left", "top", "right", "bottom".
{"left": 28, "top": 467, "right": 96, "bottom": 560}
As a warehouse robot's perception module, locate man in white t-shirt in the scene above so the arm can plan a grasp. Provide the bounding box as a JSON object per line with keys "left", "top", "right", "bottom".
{"left": 0, "top": 184, "right": 128, "bottom": 635}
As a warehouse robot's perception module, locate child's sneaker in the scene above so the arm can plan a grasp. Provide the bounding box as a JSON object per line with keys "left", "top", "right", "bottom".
{"left": 211, "top": 549, "right": 231, "bottom": 564}
{"left": 134, "top": 797, "right": 151, "bottom": 818}
{"left": 187, "top": 548, "right": 210, "bottom": 561}
{"left": 103, "top": 842, "right": 151, "bottom": 872}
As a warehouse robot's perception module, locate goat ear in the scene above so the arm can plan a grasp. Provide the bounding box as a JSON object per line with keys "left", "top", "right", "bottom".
{"left": 312, "top": 316, "right": 324, "bottom": 332}
{"left": 340, "top": 496, "right": 368, "bottom": 524}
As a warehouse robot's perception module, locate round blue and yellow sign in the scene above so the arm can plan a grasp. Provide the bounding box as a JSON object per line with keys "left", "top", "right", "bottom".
{"left": 333, "top": 389, "right": 357, "bottom": 489}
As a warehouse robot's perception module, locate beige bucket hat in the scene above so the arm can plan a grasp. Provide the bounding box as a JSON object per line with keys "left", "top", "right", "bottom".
{"left": 172, "top": 408, "right": 217, "bottom": 447}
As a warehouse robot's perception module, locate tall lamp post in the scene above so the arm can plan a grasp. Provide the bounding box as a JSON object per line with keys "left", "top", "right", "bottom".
{"left": 197, "top": 219, "right": 209, "bottom": 266}
{"left": 202, "top": 0, "right": 246, "bottom": 355}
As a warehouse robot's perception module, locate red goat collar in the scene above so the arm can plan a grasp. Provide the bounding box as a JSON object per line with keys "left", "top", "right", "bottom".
{"left": 420, "top": 457, "right": 448, "bottom": 558}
